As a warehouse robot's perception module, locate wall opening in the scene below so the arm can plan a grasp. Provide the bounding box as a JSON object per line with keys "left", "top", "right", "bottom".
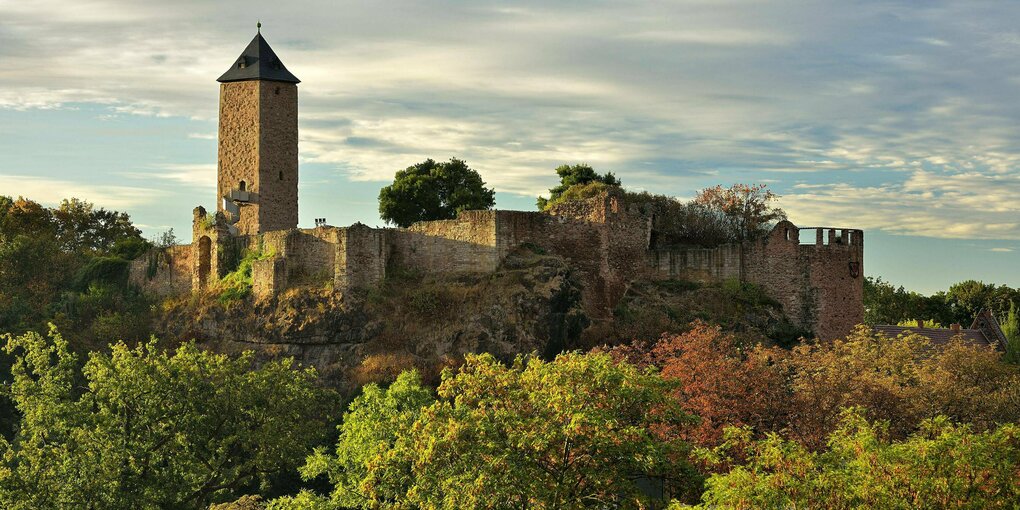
{"left": 198, "top": 236, "right": 212, "bottom": 288}
{"left": 279, "top": 170, "right": 284, "bottom": 181}
{"left": 239, "top": 180, "right": 246, "bottom": 191}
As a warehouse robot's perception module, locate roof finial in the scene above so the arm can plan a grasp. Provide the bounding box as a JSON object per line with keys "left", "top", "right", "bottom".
{"left": 257, "top": 20, "right": 262, "bottom": 34}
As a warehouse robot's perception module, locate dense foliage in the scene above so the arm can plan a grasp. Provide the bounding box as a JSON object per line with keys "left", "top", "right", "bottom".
{"left": 536, "top": 164, "right": 621, "bottom": 211}
{"left": 685, "top": 410, "right": 1020, "bottom": 509}
{"left": 0, "top": 196, "right": 150, "bottom": 344}
{"left": 864, "top": 276, "right": 1020, "bottom": 326}
{"left": 275, "top": 352, "right": 695, "bottom": 509}
{"left": 378, "top": 158, "right": 496, "bottom": 227}
{"left": 611, "top": 323, "right": 1020, "bottom": 452}
{"left": 2, "top": 192, "right": 1019, "bottom": 509}
{"left": 0, "top": 328, "right": 333, "bottom": 509}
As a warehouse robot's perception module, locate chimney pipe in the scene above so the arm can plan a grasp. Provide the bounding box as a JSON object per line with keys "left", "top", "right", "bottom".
{"left": 951, "top": 323, "right": 961, "bottom": 333}
{"left": 916, "top": 319, "right": 924, "bottom": 329}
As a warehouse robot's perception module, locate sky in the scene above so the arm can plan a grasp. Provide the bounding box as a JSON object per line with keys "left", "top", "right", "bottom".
{"left": 0, "top": 0, "right": 1018, "bottom": 294}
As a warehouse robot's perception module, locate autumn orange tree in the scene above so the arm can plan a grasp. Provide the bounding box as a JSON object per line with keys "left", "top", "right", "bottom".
{"left": 611, "top": 323, "right": 1020, "bottom": 453}
{"left": 609, "top": 322, "right": 789, "bottom": 450}
{"left": 694, "top": 183, "right": 786, "bottom": 242}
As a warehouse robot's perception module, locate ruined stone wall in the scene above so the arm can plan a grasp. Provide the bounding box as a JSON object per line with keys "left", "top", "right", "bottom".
{"left": 391, "top": 211, "right": 500, "bottom": 273}
{"left": 647, "top": 244, "right": 743, "bottom": 282}
{"left": 256, "top": 228, "right": 337, "bottom": 293}
{"left": 647, "top": 221, "right": 864, "bottom": 339}
{"left": 494, "top": 190, "right": 651, "bottom": 317}
{"left": 192, "top": 206, "right": 236, "bottom": 292}
{"left": 337, "top": 225, "right": 388, "bottom": 291}
{"left": 128, "top": 244, "right": 193, "bottom": 297}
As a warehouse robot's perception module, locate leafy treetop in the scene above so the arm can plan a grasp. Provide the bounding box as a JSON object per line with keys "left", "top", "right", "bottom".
{"left": 537, "top": 164, "right": 621, "bottom": 210}
{"left": 378, "top": 158, "right": 495, "bottom": 227}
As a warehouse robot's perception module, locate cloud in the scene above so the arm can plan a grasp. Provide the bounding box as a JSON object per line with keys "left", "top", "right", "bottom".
{"left": 3, "top": 0, "right": 1020, "bottom": 241}
{"left": 0, "top": 174, "right": 155, "bottom": 210}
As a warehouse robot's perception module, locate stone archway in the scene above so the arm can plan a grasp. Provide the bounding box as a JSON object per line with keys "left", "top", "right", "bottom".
{"left": 197, "top": 236, "right": 212, "bottom": 289}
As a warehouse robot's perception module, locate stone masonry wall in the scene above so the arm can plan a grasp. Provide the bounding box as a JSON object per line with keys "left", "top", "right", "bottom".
{"left": 128, "top": 244, "right": 193, "bottom": 297}
{"left": 648, "top": 221, "right": 864, "bottom": 339}
{"left": 494, "top": 190, "right": 652, "bottom": 317}
{"left": 337, "top": 224, "right": 388, "bottom": 291}
{"left": 256, "top": 81, "right": 299, "bottom": 233}
{"left": 391, "top": 211, "right": 500, "bottom": 273}
{"left": 218, "top": 81, "right": 261, "bottom": 235}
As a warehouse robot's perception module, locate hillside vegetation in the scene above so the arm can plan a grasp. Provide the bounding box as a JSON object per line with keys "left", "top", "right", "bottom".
{"left": 2, "top": 193, "right": 1019, "bottom": 508}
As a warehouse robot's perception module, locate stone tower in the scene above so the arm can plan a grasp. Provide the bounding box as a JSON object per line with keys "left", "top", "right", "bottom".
{"left": 216, "top": 30, "right": 300, "bottom": 235}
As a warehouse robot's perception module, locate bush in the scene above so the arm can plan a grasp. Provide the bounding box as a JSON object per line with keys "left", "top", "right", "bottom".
{"left": 685, "top": 410, "right": 1020, "bottom": 509}
{"left": 72, "top": 256, "right": 130, "bottom": 291}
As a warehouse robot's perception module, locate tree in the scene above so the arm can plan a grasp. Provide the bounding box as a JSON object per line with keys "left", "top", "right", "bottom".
{"left": 783, "top": 326, "right": 1020, "bottom": 449}
{"left": 537, "top": 164, "right": 621, "bottom": 210}
{"left": 684, "top": 410, "right": 1020, "bottom": 509}
{"left": 610, "top": 323, "right": 1020, "bottom": 454}
{"left": 693, "top": 184, "right": 786, "bottom": 242}
{"left": 0, "top": 327, "right": 333, "bottom": 510}
{"left": 378, "top": 158, "right": 495, "bottom": 227}
{"left": 609, "top": 322, "right": 789, "bottom": 451}
{"left": 280, "top": 352, "right": 696, "bottom": 509}
{"left": 288, "top": 370, "right": 434, "bottom": 508}
{"left": 52, "top": 198, "right": 144, "bottom": 255}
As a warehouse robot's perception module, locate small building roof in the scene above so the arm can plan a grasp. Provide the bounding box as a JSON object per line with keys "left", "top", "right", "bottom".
{"left": 217, "top": 32, "right": 300, "bottom": 84}
{"left": 873, "top": 310, "right": 1007, "bottom": 351}
{"left": 873, "top": 325, "right": 994, "bottom": 347}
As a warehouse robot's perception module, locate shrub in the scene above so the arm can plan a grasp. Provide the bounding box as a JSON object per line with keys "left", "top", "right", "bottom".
{"left": 685, "top": 410, "right": 1020, "bottom": 509}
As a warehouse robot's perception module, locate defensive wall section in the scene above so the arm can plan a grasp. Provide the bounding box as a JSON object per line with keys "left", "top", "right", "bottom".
{"left": 131, "top": 190, "right": 863, "bottom": 339}
{"left": 648, "top": 222, "right": 864, "bottom": 340}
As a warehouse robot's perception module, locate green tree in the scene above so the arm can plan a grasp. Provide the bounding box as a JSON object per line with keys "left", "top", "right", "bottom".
{"left": 280, "top": 352, "right": 695, "bottom": 509}
{"left": 683, "top": 409, "right": 1020, "bottom": 509}
{"left": 0, "top": 327, "right": 333, "bottom": 509}
{"left": 945, "top": 280, "right": 1020, "bottom": 325}
{"left": 52, "top": 198, "right": 145, "bottom": 256}
{"left": 378, "top": 158, "right": 495, "bottom": 227}
{"left": 537, "top": 163, "right": 621, "bottom": 210}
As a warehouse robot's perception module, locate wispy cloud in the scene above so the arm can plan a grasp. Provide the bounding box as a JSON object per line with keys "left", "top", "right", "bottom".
{"left": 2, "top": 0, "right": 1020, "bottom": 242}
{"left": 0, "top": 174, "right": 154, "bottom": 209}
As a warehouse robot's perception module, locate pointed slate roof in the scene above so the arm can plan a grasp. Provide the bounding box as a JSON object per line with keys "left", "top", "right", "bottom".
{"left": 217, "top": 32, "right": 300, "bottom": 84}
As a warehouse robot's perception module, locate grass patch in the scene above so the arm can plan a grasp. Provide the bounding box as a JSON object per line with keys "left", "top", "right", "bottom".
{"left": 216, "top": 245, "right": 275, "bottom": 304}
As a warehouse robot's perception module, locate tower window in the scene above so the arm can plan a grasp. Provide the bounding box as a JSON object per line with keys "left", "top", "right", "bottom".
{"left": 239, "top": 180, "right": 246, "bottom": 191}
{"left": 279, "top": 171, "right": 284, "bottom": 180}
{"left": 274, "top": 86, "right": 280, "bottom": 95}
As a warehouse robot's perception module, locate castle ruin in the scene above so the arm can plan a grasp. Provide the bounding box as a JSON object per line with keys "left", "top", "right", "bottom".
{"left": 131, "top": 31, "right": 864, "bottom": 341}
